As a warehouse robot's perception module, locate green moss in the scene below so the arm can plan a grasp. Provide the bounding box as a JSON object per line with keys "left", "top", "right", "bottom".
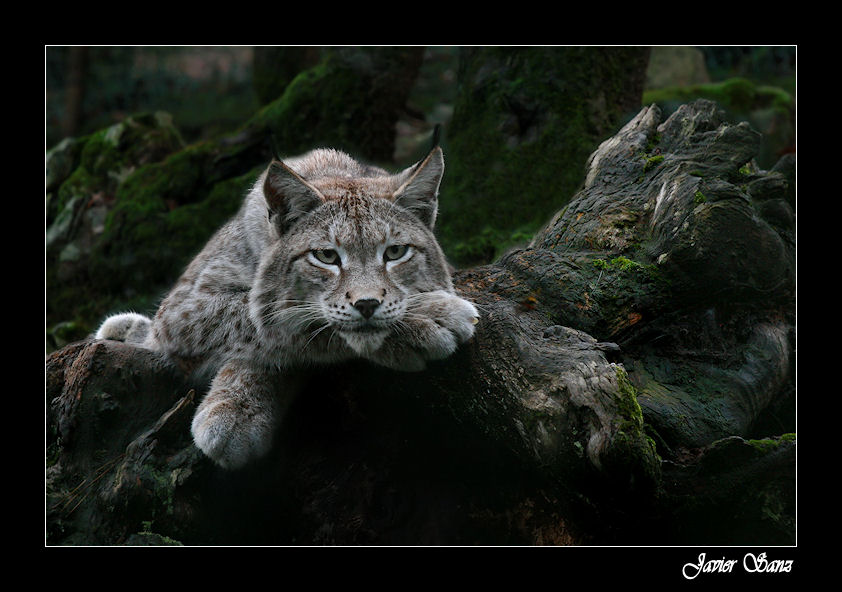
{"left": 694, "top": 190, "right": 707, "bottom": 204}
{"left": 52, "top": 110, "right": 263, "bottom": 334}
{"left": 251, "top": 48, "right": 418, "bottom": 162}
{"left": 47, "top": 113, "right": 191, "bottom": 331}
{"left": 93, "top": 159, "right": 259, "bottom": 307}
{"left": 610, "top": 256, "right": 641, "bottom": 272}
{"left": 165, "top": 166, "right": 261, "bottom": 255}
{"left": 643, "top": 77, "right": 794, "bottom": 116}
{"left": 592, "top": 256, "right": 652, "bottom": 275}
{"left": 643, "top": 153, "right": 665, "bottom": 172}
{"left": 756, "top": 84, "right": 796, "bottom": 112}
{"left": 252, "top": 62, "right": 332, "bottom": 147}
{"left": 747, "top": 434, "right": 796, "bottom": 455}
{"left": 50, "top": 113, "right": 184, "bottom": 226}
{"left": 78, "top": 126, "right": 121, "bottom": 174}
{"left": 46, "top": 135, "right": 88, "bottom": 191}
{"left": 604, "top": 368, "right": 662, "bottom": 492}
{"left": 614, "top": 366, "right": 644, "bottom": 431}
{"left": 55, "top": 166, "right": 98, "bottom": 213}
{"left": 80, "top": 112, "right": 184, "bottom": 179}
{"left": 102, "top": 142, "right": 217, "bottom": 247}
{"left": 46, "top": 320, "right": 90, "bottom": 351}
{"left": 580, "top": 253, "right": 671, "bottom": 339}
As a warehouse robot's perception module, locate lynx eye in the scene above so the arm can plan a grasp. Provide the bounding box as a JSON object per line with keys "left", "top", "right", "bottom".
{"left": 383, "top": 244, "right": 409, "bottom": 262}
{"left": 313, "top": 249, "right": 341, "bottom": 266}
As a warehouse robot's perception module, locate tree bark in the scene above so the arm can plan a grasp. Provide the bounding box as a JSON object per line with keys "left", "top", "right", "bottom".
{"left": 46, "top": 99, "right": 795, "bottom": 546}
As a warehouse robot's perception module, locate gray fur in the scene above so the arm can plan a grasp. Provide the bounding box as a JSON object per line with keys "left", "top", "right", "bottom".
{"left": 96, "top": 147, "right": 478, "bottom": 469}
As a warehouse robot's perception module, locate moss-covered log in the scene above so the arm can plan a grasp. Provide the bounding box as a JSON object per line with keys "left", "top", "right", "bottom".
{"left": 46, "top": 100, "right": 795, "bottom": 546}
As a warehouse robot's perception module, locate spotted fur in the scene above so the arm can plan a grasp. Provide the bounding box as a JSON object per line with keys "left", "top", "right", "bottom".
{"left": 95, "top": 147, "right": 478, "bottom": 469}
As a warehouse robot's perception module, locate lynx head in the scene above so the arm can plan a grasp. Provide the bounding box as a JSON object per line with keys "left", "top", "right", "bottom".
{"left": 250, "top": 146, "right": 453, "bottom": 356}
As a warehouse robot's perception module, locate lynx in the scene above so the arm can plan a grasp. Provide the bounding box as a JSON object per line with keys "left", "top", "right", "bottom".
{"left": 95, "top": 145, "right": 479, "bottom": 469}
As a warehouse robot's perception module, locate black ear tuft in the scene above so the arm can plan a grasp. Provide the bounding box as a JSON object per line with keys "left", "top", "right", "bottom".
{"left": 430, "top": 124, "right": 441, "bottom": 151}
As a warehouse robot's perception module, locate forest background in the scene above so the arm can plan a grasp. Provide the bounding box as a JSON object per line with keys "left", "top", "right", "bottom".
{"left": 44, "top": 46, "right": 797, "bottom": 548}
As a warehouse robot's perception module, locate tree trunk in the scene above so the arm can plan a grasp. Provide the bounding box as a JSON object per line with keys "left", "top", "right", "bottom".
{"left": 46, "top": 99, "right": 795, "bottom": 546}
{"left": 61, "top": 46, "right": 89, "bottom": 139}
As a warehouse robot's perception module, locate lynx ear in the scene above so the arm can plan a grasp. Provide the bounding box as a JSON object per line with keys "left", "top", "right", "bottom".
{"left": 391, "top": 146, "right": 444, "bottom": 230}
{"left": 263, "top": 160, "right": 325, "bottom": 233}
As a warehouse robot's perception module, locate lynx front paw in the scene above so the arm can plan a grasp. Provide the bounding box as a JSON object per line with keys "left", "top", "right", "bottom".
{"left": 364, "top": 291, "right": 479, "bottom": 372}
{"left": 436, "top": 293, "right": 480, "bottom": 344}
{"left": 191, "top": 394, "right": 276, "bottom": 470}
{"left": 408, "top": 290, "right": 479, "bottom": 361}
{"left": 95, "top": 312, "right": 152, "bottom": 344}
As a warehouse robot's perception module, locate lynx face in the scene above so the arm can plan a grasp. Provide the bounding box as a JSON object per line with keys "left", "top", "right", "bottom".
{"left": 249, "top": 147, "right": 456, "bottom": 358}
{"left": 254, "top": 197, "right": 451, "bottom": 355}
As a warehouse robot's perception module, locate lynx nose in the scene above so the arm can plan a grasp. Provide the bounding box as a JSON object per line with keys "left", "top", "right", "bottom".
{"left": 353, "top": 298, "right": 381, "bottom": 320}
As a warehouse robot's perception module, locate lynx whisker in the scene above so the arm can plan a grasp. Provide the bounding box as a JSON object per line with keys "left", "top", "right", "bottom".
{"left": 399, "top": 311, "right": 430, "bottom": 323}
{"left": 302, "top": 322, "right": 333, "bottom": 349}
{"left": 326, "top": 326, "right": 340, "bottom": 351}
{"left": 390, "top": 319, "right": 414, "bottom": 340}
{"left": 263, "top": 302, "right": 323, "bottom": 327}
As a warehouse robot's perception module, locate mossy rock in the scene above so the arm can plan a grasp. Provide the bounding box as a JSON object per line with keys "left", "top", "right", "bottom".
{"left": 46, "top": 112, "right": 187, "bottom": 337}
{"left": 46, "top": 136, "right": 86, "bottom": 195}
{"left": 48, "top": 112, "right": 184, "bottom": 225}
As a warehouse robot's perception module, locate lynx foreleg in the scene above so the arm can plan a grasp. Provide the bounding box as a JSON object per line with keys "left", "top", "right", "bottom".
{"left": 191, "top": 359, "right": 301, "bottom": 469}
